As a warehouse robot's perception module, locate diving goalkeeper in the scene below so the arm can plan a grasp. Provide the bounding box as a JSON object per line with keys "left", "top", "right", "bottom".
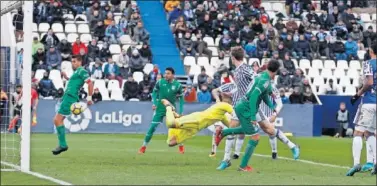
{"left": 161, "top": 93, "right": 233, "bottom": 147}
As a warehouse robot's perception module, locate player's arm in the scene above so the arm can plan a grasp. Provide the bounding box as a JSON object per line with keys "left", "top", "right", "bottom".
{"left": 262, "top": 85, "right": 276, "bottom": 112}
{"left": 351, "top": 61, "right": 374, "bottom": 104}
{"left": 80, "top": 69, "right": 93, "bottom": 104}
{"left": 177, "top": 83, "right": 184, "bottom": 115}
{"left": 248, "top": 79, "right": 262, "bottom": 122}
{"left": 211, "top": 87, "right": 222, "bottom": 102}
{"left": 220, "top": 104, "right": 233, "bottom": 127}
{"left": 151, "top": 80, "right": 160, "bottom": 106}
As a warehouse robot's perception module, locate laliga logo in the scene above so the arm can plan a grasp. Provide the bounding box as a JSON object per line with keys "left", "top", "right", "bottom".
{"left": 64, "top": 103, "right": 92, "bottom": 132}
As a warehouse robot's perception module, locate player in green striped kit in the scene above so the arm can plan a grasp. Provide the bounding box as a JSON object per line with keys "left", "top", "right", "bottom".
{"left": 139, "top": 67, "right": 185, "bottom": 154}
{"left": 214, "top": 60, "right": 280, "bottom": 171}
{"left": 52, "top": 55, "right": 94, "bottom": 155}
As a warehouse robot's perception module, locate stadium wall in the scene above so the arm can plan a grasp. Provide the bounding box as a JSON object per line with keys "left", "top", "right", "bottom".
{"left": 33, "top": 100, "right": 320, "bottom": 137}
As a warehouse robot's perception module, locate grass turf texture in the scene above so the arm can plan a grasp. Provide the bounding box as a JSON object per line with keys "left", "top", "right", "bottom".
{"left": 1, "top": 134, "right": 376, "bottom": 185}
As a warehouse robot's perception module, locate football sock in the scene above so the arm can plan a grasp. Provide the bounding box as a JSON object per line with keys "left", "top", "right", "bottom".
{"left": 211, "top": 133, "right": 217, "bottom": 153}
{"left": 143, "top": 122, "right": 160, "bottom": 146}
{"left": 352, "top": 136, "right": 363, "bottom": 166}
{"left": 234, "top": 135, "right": 245, "bottom": 156}
{"left": 56, "top": 125, "right": 67, "bottom": 148}
{"left": 240, "top": 139, "right": 259, "bottom": 168}
{"left": 269, "top": 136, "right": 278, "bottom": 153}
{"left": 223, "top": 135, "right": 235, "bottom": 161}
{"left": 366, "top": 135, "right": 376, "bottom": 164}
{"left": 222, "top": 126, "right": 244, "bottom": 137}
{"left": 275, "top": 129, "right": 295, "bottom": 149}
{"left": 366, "top": 141, "right": 374, "bottom": 163}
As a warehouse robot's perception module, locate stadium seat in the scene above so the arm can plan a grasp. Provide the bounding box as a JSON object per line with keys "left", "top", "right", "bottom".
{"left": 351, "top": 76, "right": 360, "bottom": 87}
{"left": 32, "top": 23, "right": 38, "bottom": 32}
{"left": 35, "top": 69, "right": 46, "bottom": 81}
{"left": 248, "top": 58, "right": 260, "bottom": 66}
{"left": 114, "top": 16, "right": 121, "bottom": 24}
{"left": 16, "top": 42, "right": 24, "bottom": 50}
{"left": 143, "top": 63, "right": 154, "bottom": 74}
{"left": 311, "top": 59, "right": 323, "bottom": 69}
{"left": 308, "top": 68, "right": 320, "bottom": 78}
{"left": 324, "top": 60, "right": 336, "bottom": 69}
{"left": 266, "top": 11, "right": 276, "bottom": 20}
{"left": 321, "top": 69, "right": 333, "bottom": 79}
{"left": 94, "top": 79, "right": 107, "bottom": 91}
{"left": 347, "top": 69, "right": 360, "bottom": 80}
{"left": 203, "top": 37, "right": 215, "bottom": 46}
{"left": 312, "top": 77, "right": 324, "bottom": 86}
{"left": 120, "top": 35, "right": 132, "bottom": 44}
{"left": 208, "top": 47, "right": 219, "bottom": 56}
{"left": 133, "top": 71, "right": 144, "bottom": 83}
{"left": 64, "top": 69, "right": 74, "bottom": 79}
{"left": 65, "top": 24, "right": 77, "bottom": 33}
{"left": 88, "top": 62, "right": 95, "bottom": 72}
{"left": 337, "top": 60, "right": 349, "bottom": 69}
{"left": 189, "top": 64, "right": 201, "bottom": 76}
{"left": 75, "top": 14, "right": 88, "bottom": 23}
{"left": 80, "top": 34, "right": 92, "bottom": 44}
{"left": 215, "top": 37, "right": 221, "bottom": 46}
{"left": 55, "top": 33, "right": 66, "bottom": 41}
{"left": 299, "top": 59, "right": 311, "bottom": 70}
{"left": 52, "top": 79, "right": 64, "bottom": 89}
{"left": 261, "top": 2, "right": 272, "bottom": 11}
{"left": 261, "top": 58, "right": 271, "bottom": 65}
{"left": 40, "top": 32, "right": 46, "bottom": 39}
{"left": 197, "top": 57, "right": 210, "bottom": 67}
{"left": 344, "top": 85, "right": 356, "bottom": 95}
{"left": 136, "top": 45, "right": 142, "bottom": 49}
{"left": 109, "top": 44, "right": 121, "bottom": 54}
{"left": 360, "top": 13, "right": 371, "bottom": 22}
{"left": 38, "top": 23, "right": 50, "bottom": 32}
{"left": 122, "top": 44, "right": 130, "bottom": 51}
{"left": 32, "top": 32, "right": 39, "bottom": 40}
{"left": 67, "top": 33, "right": 79, "bottom": 43}
{"left": 349, "top": 60, "right": 361, "bottom": 70}
{"left": 357, "top": 50, "right": 366, "bottom": 60}
{"left": 49, "top": 69, "right": 62, "bottom": 81}
{"left": 62, "top": 14, "right": 74, "bottom": 21}
{"left": 110, "top": 89, "right": 124, "bottom": 101}
{"left": 338, "top": 77, "right": 351, "bottom": 87}
{"left": 333, "top": 69, "right": 345, "bottom": 79}
{"left": 272, "top": 2, "right": 284, "bottom": 13}
{"left": 372, "top": 13, "right": 377, "bottom": 21}
{"left": 51, "top": 23, "right": 64, "bottom": 33}
{"left": 291, "top": 59, "right": 299, "bottom": 68}
{"left": 102, "top": 62, "right": 108, "bottom": 72}
{"left": 97, "top": 43, "right": 103, "bottom": 50}
{"left": 61, "top": 61, "right": 72, "bottom": 71}
{"left": 204, "top": 65, "right": 215, "bottom": 78}
{"left": 112, "top": 54, "right": 120, "bottom": 63}
{"left": 184, "top": 56, "right": 196, "bottom": 66}
{"left": 108, "top": 80, "right": 121, "bottom": 91}
{"left": 77, "top": 24, "right": 90, "bottom": 34}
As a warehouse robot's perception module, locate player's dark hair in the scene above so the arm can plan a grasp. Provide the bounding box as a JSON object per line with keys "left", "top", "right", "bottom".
{"left": 371, "top": 42, "right": 377, "bottom": 55}
{"left": 165, "top": 67, "right": 175, "bottom": 75}
{"left": 267, "top": 60, "right": 280, "bottom": 73}
{"left": 72, "top": 55, "right": 82, "bottom": 61}
{"left": 231, "top": 47, "right": 244, "bottom": 61}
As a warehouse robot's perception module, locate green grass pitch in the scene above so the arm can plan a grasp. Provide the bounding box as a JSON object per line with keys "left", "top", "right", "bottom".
{"left": 1, "top": 133, "right": 376, "bottom": 185}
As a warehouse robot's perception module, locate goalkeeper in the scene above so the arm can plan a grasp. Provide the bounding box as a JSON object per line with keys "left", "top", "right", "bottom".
{"left": 161, "top": 93, "right": 233, "bottom": 147}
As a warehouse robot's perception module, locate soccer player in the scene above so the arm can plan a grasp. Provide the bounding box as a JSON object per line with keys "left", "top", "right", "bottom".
{"left": 52, "top": 55, "right": 94, "bottom": 155}
{"left": 347, "top": 43, "right": 377, "bottom": 176}
{"left": 214, "top": 60, "right": 280, "bottom": 171}
{"left": 138, "top": 67, "right": 185, "bottom": 154}
{"left": 161, "top": 93, "right": 233, "bottom": 146}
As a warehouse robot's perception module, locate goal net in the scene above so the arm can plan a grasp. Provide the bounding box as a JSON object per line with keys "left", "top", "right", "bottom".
{"left": 1, "top": 0, "right": 33, "bottom": 172}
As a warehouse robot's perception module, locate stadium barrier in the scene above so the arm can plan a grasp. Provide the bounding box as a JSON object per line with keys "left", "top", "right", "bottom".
{"left": 33, "top": 100, "right": 322, "bottom": 137}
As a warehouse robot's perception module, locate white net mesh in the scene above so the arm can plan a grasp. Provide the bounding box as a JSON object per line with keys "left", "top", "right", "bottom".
{"left": 1, "top": 1, "right": 23, "bottom": 16}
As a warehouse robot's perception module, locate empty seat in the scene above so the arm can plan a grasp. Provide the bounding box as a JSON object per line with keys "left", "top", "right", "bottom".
{"left": 333, "top": 69, "right": 345, "bottom": 79}
{"left": 75, "top": 14, "right": 87, "bottom": 22}
{"left": 203, "top": 65, "right": 215, "bottom": 78}
{"left": 65, "top": 24, "right": 77, "bottom": 33}
{"left": 197, "top": 57, "right": 210, "bottom": 67}
{"left": 349, "top": 60, "right": 361, "bottom": 70}
{"left": 291, "top": 59, "right": 299, "bottom": 68}
{"left": 357, "top": 50, "right": 366, "bottom": 60}
{"left": 215, "top": 37, "right": 221, "bottom": 46}
{"left": 32, "top": 32, "right": 39, "bottom": 40}
{"left": 372, "top": 13, "right": 377, "bottom": 21}
{"left": 261, "top": 2, "right": 272, "bottom": 11}
{"left": 51, "top": 23, "right": 64, "bottom": 32}
{"left": 114, "top": 15, "right": 122, "bottom": 24}
{"left": 38, "top": 23, "right": 50, "bottom": 32}
{"left": 55, "top": 33, "right": 67, "bottom": 41}
{"left": 94, "top": 79, "right": 107, "bottom": 90}
{"left": 77, "top": 24, "right": 90, "bottom": 34}
{"left": 360, "top": 13, "right": 371, "bottom": 22}
{"left": 344, "top": 85, "right": 356, "bottom": 95}
{"left": 184, "top": 56, "right": 196, "bottom": 66}
{"left": 338, "top": 77, "right": 351, "bottom": 87}
{"left": 49, "top": 69, "right": 62, "bottom": 81}
{"left": 119, "top": 35, "right": 132, "bottom": 44}
{"left": 311, "top": 59, "right": 323, "bottom": 69}
{"left": 108, "top": 80, "right": 121, "bottom": 91}
{"left": 32, "top": 23, "right": 38, "bottom": 32}
{"left": 62, "top": 14, "right": 74, "bottom": 20}
{"left": 189, "top": 64, "right": 201, "bottom": 76}
{"left": 122, "top": 44, "right": 130, "bottom": 51}
{"left": 299, "top": 59, "right": 311, "bottom": 69}
{"left": 324, "top": 60, "right": 336, "bottom": 69}
{"left": 109, "top": 44, "right": 121, "bottom": 54}
{"left": 97, "top": 43, "right": 103, "bottom": 50}
{"left": 337, "top": 60, "right": 349, "bottom": 69}
{"left": 112, "top": 54, "right": 119, "bottom": 62}
{"left": 35, "top": 69, "right": 46, "bottom": 81}
{"left": 133, "top": 71, "right": 144, "bottom": 83}
{"left": 203, "top": 37, "right": 215, "bottom": 46}
{"left": 272, "top": 2, "right": 284, "bottom": 13}
{"left": 61, "top": 61, "right": 72, "bottom": 71}
{"left": 110, "top": 89, "right": 124, "bottom": 101}
{"left": 88, "top": 62, "right": 95, "bottom": 72}
{"left": 208, "top": 47, "right": 218, "bottom": 56}
{"left": 312, "top": 77, "right": 324, "bottom": 86}
{"left": 143, "top": 63, "right": 154, "bottom": 74}
{"left": 63, "top": 69, "right": 74, "bottom": 79}
{"left": 308, "top": 68, "right": 320, "bottom": 78}
{"left": 80, "top": 34, "right": 92, "bottom": 44}
{"left": 347, "top": 69, "right": 360, "bottom": 80}
{"left": 67, "top": 33, "right": 79, "bottom": 43}
{"left": 52, "top": 79, "right": 64, "bottom": 90}
{"left": 321, "top": 69, "right": 333, "bottom": 79}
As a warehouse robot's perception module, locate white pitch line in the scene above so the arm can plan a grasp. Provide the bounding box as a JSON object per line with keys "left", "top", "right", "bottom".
{"left": 1, "top": 161, "right": 73, "bottom": 185}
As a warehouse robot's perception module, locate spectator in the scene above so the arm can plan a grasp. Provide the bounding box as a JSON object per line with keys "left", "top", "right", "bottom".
{"left": 139, "top": 86, "right": 152, "bottom": 101}
{"left": 257, "top": 33, "right": 270, "bottom": 59}
{"left": 46, "top": 1, "right": 64, "bottom": 26}
{"left": 88, "top": 10, "right": 103, "bottom": 30}
{"left": 184, "top": 84, "right": 197, "bottom": 103}
{"left": 92, "top": 88, "right": 102, "bottom": 103}
{"left": 91, "top": 59, "right": 103, "bottom": 79}
{"left": 149, "top": 64, "right": 160, "bottom": 84}
{"left": 168, "top": 4, "right": 182, "bottom": 24}
{"left": 41, "top": 29, "right": 60, "bottom": 49}
{"left": 139, "top": 42, "right": 153, "bottom": 63}
{"left": 58, "top": 39, "right": 72, "bottom": 61}
{"left": 38, "top": 71, "right": 56, "bottom": 97}
{"left": 118, "top": 15, "right": 128, "bottom": 34}
{"left": 197, "top": 68, "right": 209, "bottom": 87}
{"left": 275, "top": 18, "right": 286, "bottom": 32}
{"left": 277, "top": 42, "right": 289, "bottom": 60}
{"left": 340, "top": 7, "right": 355, "bottom": 31}
{"left": 220, "top": 71, "right": 234, "bottom": 84}
{"left": 139, "top": 75, "right": 152, "bottom": 93}
{"left": 280, "top": 88, "right": 290, "bottom": 104}
{"left": 240, "top": 24, "right": 255, "bottom": 45}
{"left": 104, "top": 57, "right": 123, "bottom": 86}
{"left": 32, "top": 48, "right": 47, "bottom": 71}
{"left": 128, "top": 12, "right": 141, "bottom": 36}
{"left": 129, "top": 49, "right": 146, "bottom": 73}
{"left": 172, "top": 16, "right": 187, "bottom": 40}
{"left": 302, "top": 79, "right": 317, "bottom": 104}
{"left": 87, "top": 39, "right": 100, "bottom": 62}
{"left": 319, "top": 10, "right": 335, "bottom": 29}
{"left": 283, "top": 34, "right": 296, "bottom": 57}
{"left": 334, "top": 102, "right": 350, "bottom": 138}
{"left": 289, "top": 87, "right": 304, "bottom": 104}
{"left": 33, "top": 1, "right": 48, "bottom": 24}
{"left": 46, "top": 46, "right": 62, "bottom": 71}
{"left": 132, "top": 21, "right": 150, "bottom": 44}
{"left": 251, "top": 19, "right": 264, "bottom": 35}
{"left": 349, "top": 25, "right": 363, "bottom": 42}
{"left": 283, "top": 53, "right": 296, "bottom": 75}
{"left": 324, "top": 79, "right": 339, "bottom": 94}
{"left": 357, "top": 40, "right": 365, "bottom": 51}
{"left": 104, "top": 12, "right": 114, "bottom": 26}
{"left": 93, "top": 21, "right": 106, "bottom": 41}
{"left": 277, "top": 68, "right": 292, "bottom": 91}
{"left": 331, "top": 38, "right": 347, "bottom": 60}
{"left": 213, "top": 52, "right": 229, "bottom": 70}
{"left": 206, "top": 77, "right": 215, "bottom": 92}
{"left": 332, "top": 21, "right": 348, "bottom": 40}
{"left": 228, "top": 24, "right": 239, "bottom": 40}
{"left": 309, "top": 36, "right": 320, "bottom": 59}
{"left": 32, "top": 37, "right": 44, "bottom": 55}
{"left": 99, "top": 43, "right": 112, "bottom": 62}
{"left": 231, "top": 38, "right": 242, "bottom": 48}
{"left": 281, "top": 28, "right": 290, "bottom": 41}
{"left": 286, "top": 18, "right": 299, "bottom": 33}
{"left": 17, "top": 49, "right": 23, "bottom": 67}
{"left": 197, "top": 14, "right": 213, "bottom": 38}
{"left": 182, "top": 3, "right": 194, "bottom": 21}
{"left": 165, "top": 0, "right": 180, "bottom": 12}
{"left": 363, "top": 26, "right": 377, "bottom": 48}
{"left": 79, "top": 48, "right": 89, "bottom": 68}
{"left": 195, "top": 4, "right": 206, "bottom": 22}
{"left": 218, "top": 31, "right": 233, "bottom": 54}
{"left": 244, "top": 40, "right": 257, "bottom": 58}
{"left": 194, "top": 33, "right": 212, "bottom": 58}
{"left": 345, "top": 37, "right": 359, "bottom": 60}
{"left": 180, "top": 32, "right": 196, "bottom": 56}
{"left": 294, "top": 35, "right": 310, "bottom": 59}
{"left": 290, "top": 0, "right": 302, "bottom": 18}
{"left": 211, "top": 14, "right": 225, "bottom": 39}
{"left": 251, "top": 61, "right": 260, "bottom": 73}
{"left": 123, "top": 76, "right": 139, "bottom": 100}
{"left": 13, "top": 8, "right": 24, "bottom": 42}
{"left": 117, "top": 49, "right": 130, "bottom": 78}
{"left": 72, "top": 38, "right": 87, "bottom": 56}
{"left": 197, "top": 84, "right": 212, "bottom": 104}
{"left": 317, "top": 30, "right": 330, "bottom": 58}
{"left": 292, "top": 68, "right": 305, "bottom": 90}
{"left": 105, "top": 20, "right": 124, "bottom": 44}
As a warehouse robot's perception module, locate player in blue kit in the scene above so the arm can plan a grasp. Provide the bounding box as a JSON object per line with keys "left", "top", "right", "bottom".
{"left": 347, "top": 42, "right": 377, "bottom": 176}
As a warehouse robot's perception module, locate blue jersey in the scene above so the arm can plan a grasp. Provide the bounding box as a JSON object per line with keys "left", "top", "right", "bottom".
{"left": 361, "top": 59, "right": 376, "bottom": 104}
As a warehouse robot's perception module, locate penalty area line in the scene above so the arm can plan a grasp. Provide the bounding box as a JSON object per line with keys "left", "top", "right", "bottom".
{"left": 1, "top": 161, "right": 73, "bottom": 185}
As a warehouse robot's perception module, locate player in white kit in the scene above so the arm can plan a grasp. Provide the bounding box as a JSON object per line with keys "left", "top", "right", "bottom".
{"left": 346, "top": 43, "right": 377, "bottom": 176}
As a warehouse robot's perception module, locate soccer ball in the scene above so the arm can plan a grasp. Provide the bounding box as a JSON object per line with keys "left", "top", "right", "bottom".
{"left": 70, "top": 103, "right": 84, "bottom": 115}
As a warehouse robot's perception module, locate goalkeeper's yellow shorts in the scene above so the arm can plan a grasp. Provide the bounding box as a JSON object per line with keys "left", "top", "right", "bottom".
{"left": 167, "top": 127, "right": 199, "bottom": 144}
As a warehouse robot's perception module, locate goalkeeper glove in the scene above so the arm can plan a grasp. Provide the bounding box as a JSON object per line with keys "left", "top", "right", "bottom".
{"left": 350, "top": 94, "right": 360, "bottom": 105}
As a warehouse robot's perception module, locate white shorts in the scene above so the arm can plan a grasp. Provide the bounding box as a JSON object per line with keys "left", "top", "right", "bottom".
{"left": 353, "top": 103, "right": 376, "bottom": 133}
{"left": 207, "top": 122, "right": 228, "bottom": 133}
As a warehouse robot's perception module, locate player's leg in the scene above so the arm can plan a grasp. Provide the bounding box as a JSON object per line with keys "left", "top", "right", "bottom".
{"left": 233, "top": 134, "right": 245, "bottom": 159}
{"left": 139, "top": 111, "right": 164, "bottom": 153}
{"left": 238, "top": 114, "right": 260, "bottom": 171}
{"left": 217, "top": 118, "right": 238, "bottom": 170}
{"left": 167, "top": 127, "right": 196, "bottom": 147}
{"left": 52, "top": 97, "right": 73, "bottom": 155}
{"left": 269, "top": 135, "right": 278, "bottom": 159}
{"left": 362, "top": 105, "right": 376, "bottom": 175}
{"left": 361, "top": 135, "right": 375, "bottom": 172}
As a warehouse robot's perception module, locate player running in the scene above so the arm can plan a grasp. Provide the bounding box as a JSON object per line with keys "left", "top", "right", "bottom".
{"left": 347, "top": 43, "right": 377, "bottom": 176}
{"left": 160, "top": 93, "right": 232, "bottom": 146}
{"left": 52, "top": 55, "right": 94, "bottom": 155}
{"left": 138, "top": 67, "right": 185, "bottom": 154}
{"left": 214, "top": 60, "right": 280, "bottom": 171}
